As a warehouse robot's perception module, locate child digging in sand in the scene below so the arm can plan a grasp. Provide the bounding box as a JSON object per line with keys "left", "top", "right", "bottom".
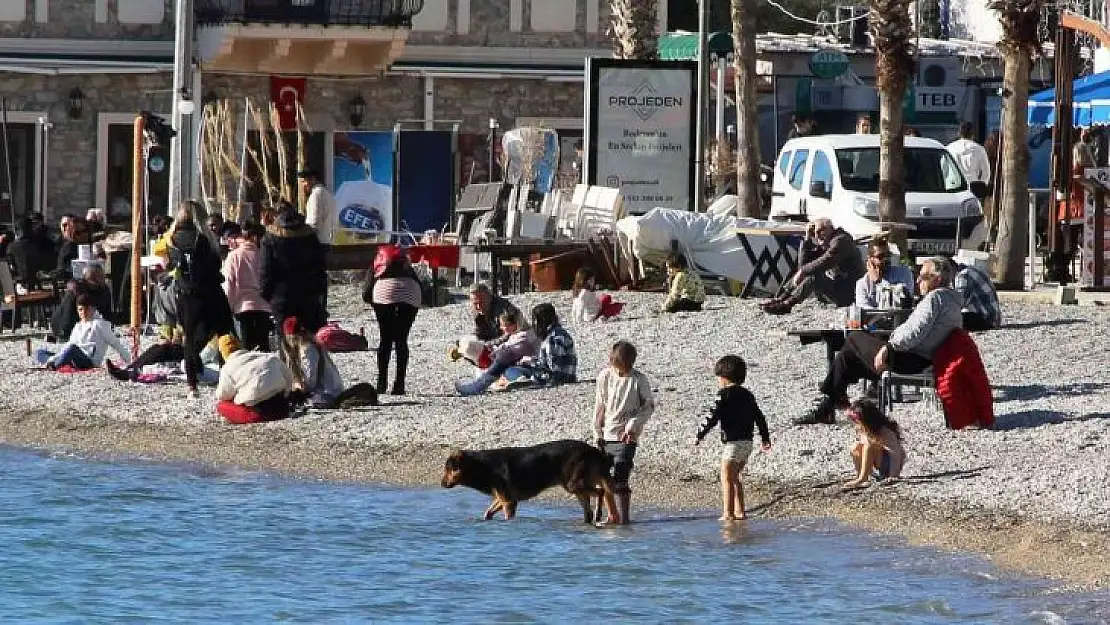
{"left": 694, "top": 355, "right": 771, "bottom": 521}
{"left": 592, "top": 340, "right": 655, "bottom": 524}
{"left": 844, "top": 399, "right": 905, "bottom": 488}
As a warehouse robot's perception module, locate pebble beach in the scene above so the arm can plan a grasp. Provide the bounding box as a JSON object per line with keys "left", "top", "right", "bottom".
{"left": 1, "top": 284, "right": 1108, "bottom": 587}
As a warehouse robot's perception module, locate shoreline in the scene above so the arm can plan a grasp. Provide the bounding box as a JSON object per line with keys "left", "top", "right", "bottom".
{"left": 3, "top": 409, "right": 1105, "bottom": 590}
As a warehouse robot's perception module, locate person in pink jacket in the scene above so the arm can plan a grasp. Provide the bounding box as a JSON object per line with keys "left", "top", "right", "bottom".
{"left": 223, "top": 222, "right": 273, "bottom": 351}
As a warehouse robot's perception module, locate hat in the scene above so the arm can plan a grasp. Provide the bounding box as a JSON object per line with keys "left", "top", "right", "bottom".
{"left": 295, "top": 169, "right": 321, "bottom": 179}
{"left": 217, "top": 334, "right": 241, "bottom": 361}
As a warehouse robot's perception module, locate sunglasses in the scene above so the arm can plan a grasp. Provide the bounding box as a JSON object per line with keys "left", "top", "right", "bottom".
{"left": 917, "top": 273, "right": 937, "bottom": 281}
{"left": 870, "top": 253, "right": 890, "bottom": 260}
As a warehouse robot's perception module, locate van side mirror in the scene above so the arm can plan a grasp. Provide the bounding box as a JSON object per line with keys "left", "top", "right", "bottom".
{"left": 809, "top": 180, "right": 830, "bottom": 199}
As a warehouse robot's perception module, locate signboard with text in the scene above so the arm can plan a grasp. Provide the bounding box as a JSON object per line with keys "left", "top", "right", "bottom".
{"left": 584, "top": 58, "right": 697, "bottom": 214}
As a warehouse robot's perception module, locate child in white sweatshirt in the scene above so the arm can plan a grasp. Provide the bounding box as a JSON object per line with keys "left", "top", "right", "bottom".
{"left": 38, "top": 294, "right": 130, "bottom": 371}
{"left": 592, "top": 340, "right": 655, "bottom": 524}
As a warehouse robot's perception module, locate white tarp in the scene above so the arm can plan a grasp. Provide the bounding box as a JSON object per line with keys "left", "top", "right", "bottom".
{"left": 615, "top": 195, "right": 795, "bottom": 282}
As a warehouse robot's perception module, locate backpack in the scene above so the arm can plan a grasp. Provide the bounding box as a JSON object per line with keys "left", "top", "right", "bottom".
{"left": 315, "top": 322, "right": 369, "bottom": 353}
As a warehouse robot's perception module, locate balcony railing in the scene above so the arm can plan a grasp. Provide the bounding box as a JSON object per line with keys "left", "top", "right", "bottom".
{"left": 195, "top": 0, "right": 425, "bottom": 28}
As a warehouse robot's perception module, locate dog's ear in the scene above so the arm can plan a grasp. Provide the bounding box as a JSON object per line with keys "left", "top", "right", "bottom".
{"left": 445, "top": 450, "right": 465, "bottom": 466}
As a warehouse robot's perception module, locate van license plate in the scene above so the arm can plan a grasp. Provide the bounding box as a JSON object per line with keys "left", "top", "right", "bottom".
{"left": 911, "top": 240, "right": 957, "bottom": 254}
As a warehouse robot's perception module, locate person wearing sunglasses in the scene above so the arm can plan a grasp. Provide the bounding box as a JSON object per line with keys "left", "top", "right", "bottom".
{"left": 796, "top": 257, "right": 963, "bottom": 425}
{"left": 855, "top": 239, "right": 915, "bottom": 310}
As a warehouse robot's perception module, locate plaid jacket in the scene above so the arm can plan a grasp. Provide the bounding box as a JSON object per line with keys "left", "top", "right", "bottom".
{"left": 532, "top": 323, "right": 577, "bottom": 385}
{"left": 955, "top": 265, "right": 1001, "bottom": 329}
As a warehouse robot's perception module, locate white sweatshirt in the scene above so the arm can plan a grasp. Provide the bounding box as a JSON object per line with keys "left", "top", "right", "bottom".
{"left": 216, "top": 350, "right": 293, "bottom": 406}
{"left": 593, "top": 367, "right": 655, "bottom": 442}
{"left": 305, "top": 184, "right": 338, "bottom": 245}
{"left": 946, "top": 138, "right": 991, "bottom": 184}
{"left": 55, "top": 318, "right": 131, "bottom": 367}
{"left": 571, "top": 289, "right": 601, "bottom": 322}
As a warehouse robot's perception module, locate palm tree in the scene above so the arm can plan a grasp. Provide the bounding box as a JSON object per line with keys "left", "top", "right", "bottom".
{"left": 732, "top": 0, "right": 761, "bottom": 217}
{"left": 609, "top": 0, "right": 659, "bottom": 60}
{"left": 989, "top": 0, "right": 1042, "bottom": 288}
{"left": 870, "top": 0, "right": 914, "bottom": 245}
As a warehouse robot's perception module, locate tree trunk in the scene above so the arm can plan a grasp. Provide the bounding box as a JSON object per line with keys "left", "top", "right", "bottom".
{"left": 732, "top": 0, "right": 760, "bottom": 218}
{"left": 609, "top": 0, "right": 659, "bottom": 60}
{"left": 994, "top": 50, "right": 1031, "bottom": 288}
{"left": 878, "top": 87, "right": 907, "bottom": 247}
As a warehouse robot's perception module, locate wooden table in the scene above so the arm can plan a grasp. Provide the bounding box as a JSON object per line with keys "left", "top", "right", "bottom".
{"left": 471, "top": 241, "right": 589, "bottom": 294}
{"left": 735, "top": 226, "right": 808, "bottom": 298}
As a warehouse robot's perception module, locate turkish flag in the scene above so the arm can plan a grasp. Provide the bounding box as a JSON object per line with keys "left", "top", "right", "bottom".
{"left": 270, "top": 76, "right": 306, "bottom": 131}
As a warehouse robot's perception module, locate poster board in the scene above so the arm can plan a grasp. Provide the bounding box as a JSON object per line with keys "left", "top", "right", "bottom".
{"left": 333, "top": 130, "right": 395, "bottom": 245}
{"left": 584, "top": 58, "right": 697, "bottom": 215}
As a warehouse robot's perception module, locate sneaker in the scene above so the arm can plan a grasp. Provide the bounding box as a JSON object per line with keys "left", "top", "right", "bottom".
{"left": 764, "top": 302, "right": 794, "bottom": 316}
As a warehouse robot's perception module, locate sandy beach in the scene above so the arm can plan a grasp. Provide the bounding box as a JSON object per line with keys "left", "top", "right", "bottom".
{"left": 2, "top": 284, "right": 1108, "bottom": 588}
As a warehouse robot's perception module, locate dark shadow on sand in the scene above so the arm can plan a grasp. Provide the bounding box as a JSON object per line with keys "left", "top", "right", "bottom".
{"left": 1001, "top": 318, "right": 1086, "bottom": 330}
{"left": 992, "top": 409, "right": 1110, "bottom": 430}
{"left": 994, "top": 382, "right": 1110, "bottom": 403}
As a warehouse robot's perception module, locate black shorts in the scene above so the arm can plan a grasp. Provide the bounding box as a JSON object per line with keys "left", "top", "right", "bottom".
{"left": 603, "top": 441, "right": 638, "bottom": 487}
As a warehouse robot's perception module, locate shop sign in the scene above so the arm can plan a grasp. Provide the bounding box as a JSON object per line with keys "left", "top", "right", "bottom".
{"left": 809, "top": 50, "right": 850, "bottom": 79}
{"left": 914, "top": 87, "right": 961, "bottom": 113}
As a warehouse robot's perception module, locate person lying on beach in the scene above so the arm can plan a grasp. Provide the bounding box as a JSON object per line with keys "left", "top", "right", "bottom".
{"left": 215, "top": 334, "right": 295, "bottom": 424}
{"left": 106, "top": 325, "right": 184, "bottom": 382}
{"left": 281, "top": 317, "right": 379, "bottom": 409}
{"left": 593, "top": 340, "right": 655, "bottom": 524}
{"left": 661, "top": 253, "right": 705, "bottom": 314}
{"left": 694, "top": 355, "right": 771, "bottom": 521}
{"left": 844, "top": 399, "right": 905, "bottom": 488}
{"left": 449, "top": 282, "right": 525, "bottom": 362}
{"left": 455, "top": 309, "right": 538, "bottom": 396}
{"left": 571, "top": 267, "right": 623, "bottom": 322}
{"left": 35, "top": 295, "right": 130, "bottom": 371}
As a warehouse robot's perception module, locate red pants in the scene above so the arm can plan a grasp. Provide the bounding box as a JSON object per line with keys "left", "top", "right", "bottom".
{"left": 216, "top": 394, "right": 290, "bottom": 424}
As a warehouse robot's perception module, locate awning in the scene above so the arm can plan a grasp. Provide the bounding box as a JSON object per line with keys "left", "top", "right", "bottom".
{"left": 0, "top": 56, "right": 172, "bottom": 75}
{"left": 1028, "top": 70, "right": 1110, "bottom": 127}
{"left": 657, "top": 31, "right": 734, "bottom": 61}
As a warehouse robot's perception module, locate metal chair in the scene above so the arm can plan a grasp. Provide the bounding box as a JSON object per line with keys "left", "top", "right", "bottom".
{"left": 879, "top": 368, "right": 942, "bottom": 415}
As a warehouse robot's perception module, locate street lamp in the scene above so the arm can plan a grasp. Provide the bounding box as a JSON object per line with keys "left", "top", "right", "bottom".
{"left": 67, "top": 87, "right": 84, "bottom": 120}
{"left": 349, "top": 94, "right": 366, "bottom": 128}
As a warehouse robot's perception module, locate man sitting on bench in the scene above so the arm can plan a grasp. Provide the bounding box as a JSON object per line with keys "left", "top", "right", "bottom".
{"left": 795, "top": 257, "right": 963, "bottom": 425}
{"left": 761, "top": 218, "right": 864, "bottom": 315}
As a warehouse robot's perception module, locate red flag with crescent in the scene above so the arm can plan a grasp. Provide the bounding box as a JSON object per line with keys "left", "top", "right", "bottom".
{"left": 270, "top": 76, "right": 306, "bottom": 131}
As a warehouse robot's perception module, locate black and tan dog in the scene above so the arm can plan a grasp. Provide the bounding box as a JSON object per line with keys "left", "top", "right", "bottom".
{"left": 441, "top": 439, "right": 621, "bottom": 524}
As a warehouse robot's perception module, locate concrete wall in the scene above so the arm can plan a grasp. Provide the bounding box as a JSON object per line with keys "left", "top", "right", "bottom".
{"left": 0, "top": 0, "right": 174, "bottom": 39}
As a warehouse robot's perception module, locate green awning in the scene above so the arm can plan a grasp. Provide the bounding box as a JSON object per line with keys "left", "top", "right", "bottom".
{"left": 657, "top": 32, "right": 734, "bottom": 61}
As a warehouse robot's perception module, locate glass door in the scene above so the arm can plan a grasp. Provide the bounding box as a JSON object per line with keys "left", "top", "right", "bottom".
{"left": 0, "top": 123, "right": 34, "bottom": 225}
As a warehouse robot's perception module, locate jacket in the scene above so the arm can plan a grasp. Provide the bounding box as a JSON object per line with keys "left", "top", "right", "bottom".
{"left": 216, "top": 350, "right": 293, "bottom": 406}
{"left": 222, "top": 241, "right": 270, "bottom": 314}
{"left": 260, "top": 211, "right": 328, "bottom": 329}
{"left": 305, "top": 184, "right": 338, "bottom": 245}
{"left": 888, "top": 287, "right": 964, "bottom": 359}
{"left": 572, "top": 289, "right": 601, "bottom": 322}
{"left": 933, "top": 329, "right": 994, "bottom": 430}
{"left": 53, "top": 317, "right": 130, "bottom": 367}
{"left": 473, "top": 296, "right": 525, "bottom": 342}
{"left": 797, "top": 228, "right": 865, "bottom": 283}
{"left": 695, "top": 385, "right": 771, "bottom": 445}
{"left": 946, "top": 138, "right": 991, "bottom": 184}
{"left": 663, "top": 270, "right": 706, "bottom": 309}
{"left": 301, "top": 343, "right": 345, "bottom": 406}
{"left": 531, "top": 323, "right": 577, "bottom": 385}
{"left": 169, "top": 226, "right": 234, "bottom": 335}
{"left": 490, "top": 329, "right": 538, "bottom": 367}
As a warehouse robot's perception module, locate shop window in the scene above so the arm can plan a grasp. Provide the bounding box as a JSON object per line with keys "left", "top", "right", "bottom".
{"left": 810, "top": 151, "right": 833, "bottom": 194}
{"left": 105, "top": 123, "right": 170, "bottom": 224}
{"left": 788, "top": 149, "right": 809, "bottom": 190}
{"left": 0, "top": 124, "right": 34, "bottom": 224}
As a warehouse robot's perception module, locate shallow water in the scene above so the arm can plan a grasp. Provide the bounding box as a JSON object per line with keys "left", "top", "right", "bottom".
{"left": 0, "top": 447, "right": 1105, "bottom": 624}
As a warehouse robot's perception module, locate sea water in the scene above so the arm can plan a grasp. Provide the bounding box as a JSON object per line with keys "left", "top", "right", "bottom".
{"left": 0, "top": 446, "right": 1105, "bottom": 624}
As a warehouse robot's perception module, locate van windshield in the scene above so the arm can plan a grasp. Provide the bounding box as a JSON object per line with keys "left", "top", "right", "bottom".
{"left": 835, "top": 147, "right": 967, "bottom": 193}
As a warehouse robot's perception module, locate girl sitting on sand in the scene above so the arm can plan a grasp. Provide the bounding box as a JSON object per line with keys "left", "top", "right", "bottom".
{"left": 661, "top": 254, "right": 705, "bottom": 313}
{"left": 844, "top": 399, "right": 905, "bottom": 488}
{"left": 571, "top": 267, "right": 623, "bottom": 322}
{"left": 454, "top": 309, "right": 538, "bottom": 396}
{"left": 281, "top": 317, "right": 378, "bottom": 409}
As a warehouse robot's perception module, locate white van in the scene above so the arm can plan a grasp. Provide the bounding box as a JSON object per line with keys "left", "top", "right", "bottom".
{"left": 769, "top": 134, "right": 986, "bottom": 255}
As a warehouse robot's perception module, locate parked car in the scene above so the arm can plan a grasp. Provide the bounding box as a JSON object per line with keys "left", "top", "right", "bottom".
{"left": 769, "top": 134, "right": 986, "bottom": 255}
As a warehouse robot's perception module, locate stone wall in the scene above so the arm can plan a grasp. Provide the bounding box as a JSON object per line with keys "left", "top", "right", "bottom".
{"left": 434, "top": 78, "right": 583, "bottom": 133}
{"left": 0, "top": 0, "right": 174, "bottom": 39}
{"left": 408, "top": 0, "right": 613, "bottom": 49}
{"left": 0, "top": 72, "right": 173, "bottom": 220}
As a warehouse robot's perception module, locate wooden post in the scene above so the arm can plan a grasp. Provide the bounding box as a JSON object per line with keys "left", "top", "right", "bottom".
{"left": 130, "top": 115, "right": 146, "bottom": 356}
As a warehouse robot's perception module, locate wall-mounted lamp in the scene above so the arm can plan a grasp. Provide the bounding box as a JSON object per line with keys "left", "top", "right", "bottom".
{"left": 349, "top": 94, "right": 366, "bottom": 128}
{"left": 177, "top": 87, "right": 196, "bottom": 116}
{"left": 67, "top": 87, "right": 84, "bottom": 120}
{"left": 488, "top": 117, "right": 499, "bottom": 131}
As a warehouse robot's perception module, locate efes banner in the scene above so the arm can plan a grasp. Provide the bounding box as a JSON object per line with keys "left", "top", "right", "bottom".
{"left": 333, "top": 131, "right": 394, "bottom": 245}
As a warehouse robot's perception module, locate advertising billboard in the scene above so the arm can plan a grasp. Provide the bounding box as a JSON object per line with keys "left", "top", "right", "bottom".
{"left": 585, "top": 58, "right": 697, "bottom": 215}
{"left": 333, "top": 131, "right": 394, "bottom": 245}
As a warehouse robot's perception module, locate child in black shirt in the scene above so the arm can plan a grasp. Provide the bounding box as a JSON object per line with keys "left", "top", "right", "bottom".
{"left": 695, "top": 355, "right": 771, "bottom": 521}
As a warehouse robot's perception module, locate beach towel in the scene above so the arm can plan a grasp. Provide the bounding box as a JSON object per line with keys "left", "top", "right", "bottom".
{"left": 933, "top": 329, "right": 994, "bottom": 430}
{"left": 55, "top": 365, "right": 99, "bottom": 374}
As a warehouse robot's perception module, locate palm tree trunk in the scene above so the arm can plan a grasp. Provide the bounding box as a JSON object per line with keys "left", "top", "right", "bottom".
{"left": 732, "top": 0, "right": 760, "bottom": 218}
{"left": 994, "top": 51, "right": 1031, "bottom": 288}
{"left": 609, "top": 0, "right": 659, "bottom": 60}
{"left": 878, "top": 88, "right": 907, "bottom": 245}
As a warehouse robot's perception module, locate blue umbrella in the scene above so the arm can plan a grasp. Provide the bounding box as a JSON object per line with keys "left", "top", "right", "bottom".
{"left": 1028, "top": 70, "right": 1110, "bottom": 127}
